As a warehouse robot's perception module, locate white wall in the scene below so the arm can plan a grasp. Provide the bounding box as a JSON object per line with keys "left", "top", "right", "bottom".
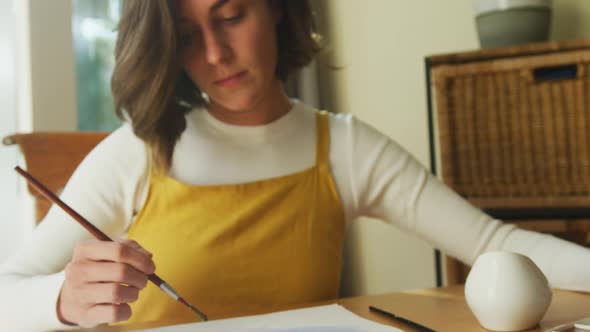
{"left": 319, "top": 0, "right": 590, "bottom": 296}
{"left": 0, "top": 0, "right": 77, "bottom": 264}
{"left": 552, "top": 0, "right": 590, "bottom": 41}
{"left": 0, "top": 0, "right": 20, "bottom": 263}
{"left": 25, "top": 0, "right": 77, "bottom": 131}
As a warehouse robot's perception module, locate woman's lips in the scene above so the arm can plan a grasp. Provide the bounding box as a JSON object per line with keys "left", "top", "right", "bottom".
{"left": 214, "top": 71, "right": 247, "bottom": 87}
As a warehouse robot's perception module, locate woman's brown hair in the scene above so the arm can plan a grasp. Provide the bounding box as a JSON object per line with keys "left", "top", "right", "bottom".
{"left": 111, "top": 0, "right": 321, "bottom": 172}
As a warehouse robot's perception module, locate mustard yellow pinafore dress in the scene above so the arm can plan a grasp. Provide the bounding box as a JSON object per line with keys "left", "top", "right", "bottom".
{"left": 125, "top": 111, "right": 346, "bottom": 324}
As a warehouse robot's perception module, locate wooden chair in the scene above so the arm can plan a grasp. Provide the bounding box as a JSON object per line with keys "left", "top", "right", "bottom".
{"left": 2, "top": 132, "right": 109, "bottom": 223}
{"left": 425, "top": 39, "right": 590, "bottom": 285}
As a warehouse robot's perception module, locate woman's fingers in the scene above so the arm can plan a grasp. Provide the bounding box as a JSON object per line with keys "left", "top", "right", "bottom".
{"left": 72, "top": 240, "right": 155, "bottom": 275}
{"left": 120, "top": 239, "right": 153, "bottom": 259}
{"left": 78, "top": 282, "right": 141, "bottom": 305}
{"left": 57, "top": 239, "right": 156, "bottom": 327}
{"left": 66, "top": 261, "right": 149, "bottom": 289}
{"left": 78, "top": 303, "right": 132, "bottom": 328}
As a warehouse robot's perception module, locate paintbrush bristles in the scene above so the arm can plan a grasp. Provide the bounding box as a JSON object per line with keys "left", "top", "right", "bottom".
{"left": 179, "top": 297, "right": 208, "bottom": 321}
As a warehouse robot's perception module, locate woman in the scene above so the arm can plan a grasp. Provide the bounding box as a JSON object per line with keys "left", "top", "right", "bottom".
{"left": 1, "top": 0, "right": 590, "bottom": 330}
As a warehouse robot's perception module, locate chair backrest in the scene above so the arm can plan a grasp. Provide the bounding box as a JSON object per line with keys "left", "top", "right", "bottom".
{"left": 3, "top": 132, "right": 109, "bottom": 223}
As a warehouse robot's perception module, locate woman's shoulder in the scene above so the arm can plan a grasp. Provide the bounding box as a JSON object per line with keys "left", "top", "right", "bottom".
{"left": 300, "top": 103, "right": 389, "bottom": 143}
{"left": 297, "top": 102, "right": 354, "bottom": 130}
{"left": 101, "top": 122, "right": 144, "bottom": 146}
{"left": 301, "top": 104, "right": 411, "bottom": 163}
{"left": 78, "top": 123, "right": 149, "bottom": 178}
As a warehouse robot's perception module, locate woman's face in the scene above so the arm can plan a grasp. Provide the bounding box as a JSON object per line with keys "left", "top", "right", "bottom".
{"left": 177, "top": 0, "right": 282, "bottom": 113}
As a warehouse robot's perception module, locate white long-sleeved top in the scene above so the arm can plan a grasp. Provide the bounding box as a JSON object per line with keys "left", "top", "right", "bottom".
{"left": 2, "top": 100, "right": 590, "bottom": 331}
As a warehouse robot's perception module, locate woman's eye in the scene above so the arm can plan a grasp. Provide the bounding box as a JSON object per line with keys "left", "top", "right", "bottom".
{"left": 179, "top": 31, "right": 200, "bottom": 49}
{"left": 221, "top": 12, "right": 244, "bottom": 24}
{"left": 179, "top": 32, "right": 192, "bottom": 45}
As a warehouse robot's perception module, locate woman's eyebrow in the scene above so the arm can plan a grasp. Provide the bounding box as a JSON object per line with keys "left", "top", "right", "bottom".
{"left": 210, "top": 0, "right": 231, "bottom": 13}
{"left": 178, "top": 0, "right": 232, "bottom": 24}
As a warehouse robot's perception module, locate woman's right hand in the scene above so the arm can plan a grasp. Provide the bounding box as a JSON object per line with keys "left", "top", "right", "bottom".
{"left": 57, "top": 239, "right": 155, "bottom": 327}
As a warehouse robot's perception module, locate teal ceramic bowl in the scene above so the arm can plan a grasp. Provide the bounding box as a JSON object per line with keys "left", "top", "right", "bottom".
{"left": 476, "top": 7, "right": 551, "bottom": 48}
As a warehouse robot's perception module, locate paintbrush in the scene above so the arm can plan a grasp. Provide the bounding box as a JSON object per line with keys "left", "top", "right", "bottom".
{"left": 15, "top": 166, "right": 208, "bottom": 321}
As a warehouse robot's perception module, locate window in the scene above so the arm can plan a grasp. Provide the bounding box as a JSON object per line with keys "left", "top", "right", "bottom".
{"left": 72, "top": 0, "right": 121, "bottom": 131}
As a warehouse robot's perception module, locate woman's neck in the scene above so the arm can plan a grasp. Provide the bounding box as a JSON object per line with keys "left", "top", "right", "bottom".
{"left": 207, "top": 84, "right": 293, "bottom": 126}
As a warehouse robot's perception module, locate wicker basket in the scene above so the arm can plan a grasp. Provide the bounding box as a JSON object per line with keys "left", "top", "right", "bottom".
{"left": 431, "top": 41, "right": 590, "bottom": 210}
{"left": 428, "top": 40, "right": 590, "bottom": 285}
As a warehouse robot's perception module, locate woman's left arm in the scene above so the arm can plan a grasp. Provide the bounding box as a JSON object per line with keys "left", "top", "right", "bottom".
{"left": 348, "top": 116, "right": 590, "bottom": 292}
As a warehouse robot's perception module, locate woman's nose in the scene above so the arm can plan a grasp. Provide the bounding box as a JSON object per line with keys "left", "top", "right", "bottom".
{"left": 203, "top": 29, "right": 231, "bottom": 65}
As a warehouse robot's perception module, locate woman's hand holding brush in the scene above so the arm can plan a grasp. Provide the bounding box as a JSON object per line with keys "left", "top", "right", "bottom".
{"left": 57, "top": 239, "right": 155, "bottom": 327}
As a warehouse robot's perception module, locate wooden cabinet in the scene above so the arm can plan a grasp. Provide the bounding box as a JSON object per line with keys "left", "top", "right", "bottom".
{"left": 425, "top": 39, "right": 590, "bottom": 285}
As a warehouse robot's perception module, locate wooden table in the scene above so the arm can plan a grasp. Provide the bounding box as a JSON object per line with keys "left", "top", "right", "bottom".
{"left": 69, "top": 285, "right": 590, "bottom": 332}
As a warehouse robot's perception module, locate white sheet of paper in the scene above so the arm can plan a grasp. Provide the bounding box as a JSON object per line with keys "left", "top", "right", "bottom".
{"left": 140, "top": 304, "right": 403, "bottom": 332}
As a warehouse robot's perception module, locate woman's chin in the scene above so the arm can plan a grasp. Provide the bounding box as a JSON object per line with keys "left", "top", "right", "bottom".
{"left": 209, "top": 96, "right": 260, "bottom": 113}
